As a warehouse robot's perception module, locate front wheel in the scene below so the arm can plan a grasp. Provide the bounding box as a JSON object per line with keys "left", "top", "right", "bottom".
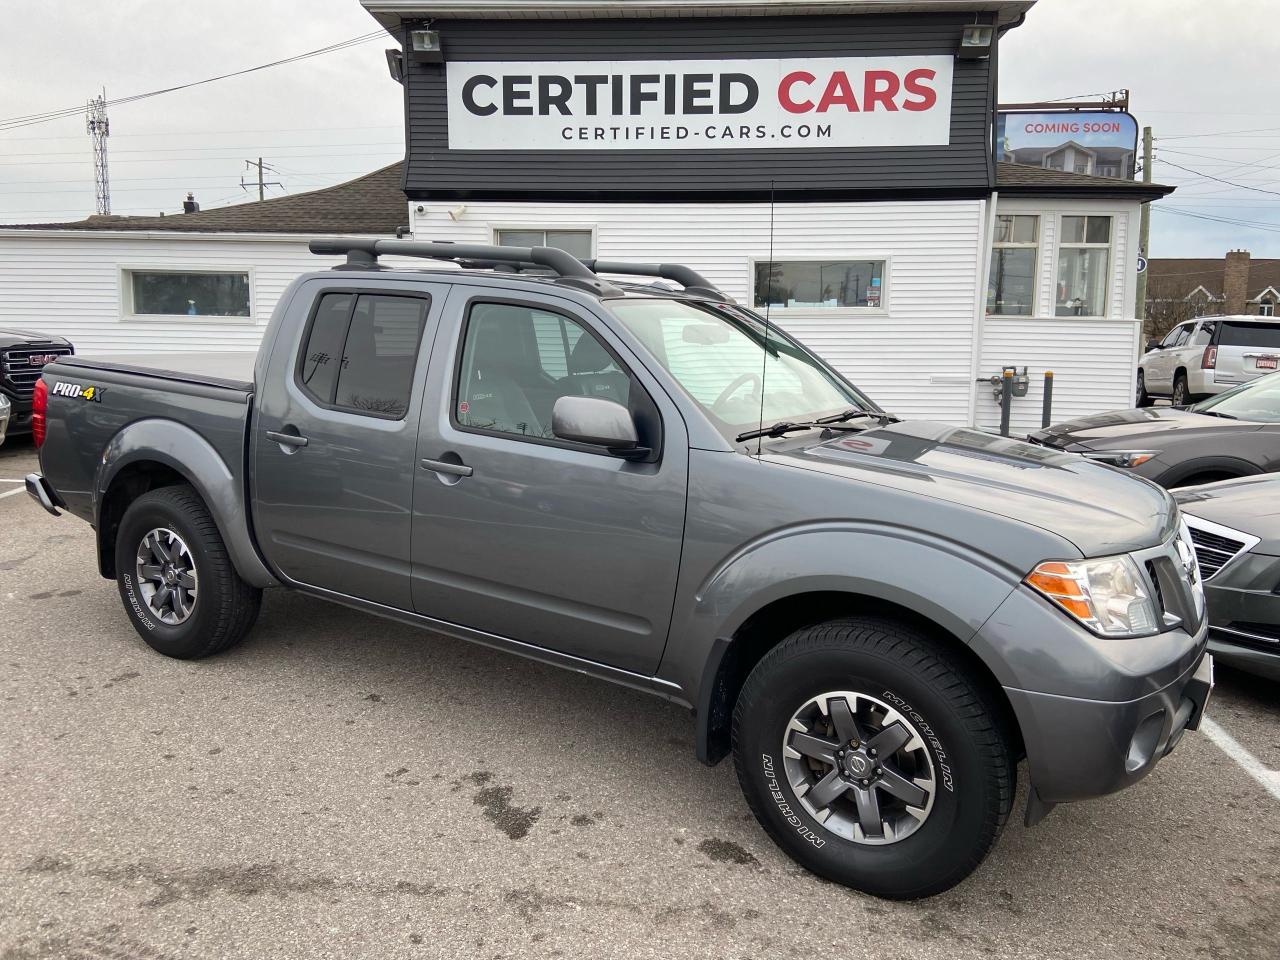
{"left": 115, "top": 484, "right": 261, "bottom": 659}
{"left": 732, "top": 617, "right": 1014, "bottom": 900}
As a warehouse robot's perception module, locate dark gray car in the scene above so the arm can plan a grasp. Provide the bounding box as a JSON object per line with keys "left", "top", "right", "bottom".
{"left": 1029, "top": 372, "right": 1280, "bottom": 487}
{"left": 25, "top": 239, "right": 1212, "bottom": 900}
{"left": 1175, "top": 475, "right": 1280, "bottom": 680}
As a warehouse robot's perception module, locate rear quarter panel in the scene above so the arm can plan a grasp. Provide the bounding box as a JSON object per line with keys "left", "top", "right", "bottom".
{"left": 38, "top": 361, "right": 274, "bottom": 587}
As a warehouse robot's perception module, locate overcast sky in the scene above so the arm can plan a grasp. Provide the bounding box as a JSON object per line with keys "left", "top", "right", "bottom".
{"left": 2, "top": 0, "right": 1278, "bottom": 258}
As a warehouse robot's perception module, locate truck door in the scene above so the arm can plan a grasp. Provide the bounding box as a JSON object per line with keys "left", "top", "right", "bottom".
{"left": 252, "top": 280, "right": 447, "bottom": 610}
{"left": 409, "top": 288, "right": 688, "bottom": 676}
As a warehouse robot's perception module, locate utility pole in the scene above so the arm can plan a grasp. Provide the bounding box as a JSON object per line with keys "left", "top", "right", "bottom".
{"left": 1136, "top": 126, "right": 1153, "bottom": 322}
{"left": 241, "top": 157, "right": 282, "bottom": 201}
{"left": 86, "top": 91, "right": 110, "bottom": 215}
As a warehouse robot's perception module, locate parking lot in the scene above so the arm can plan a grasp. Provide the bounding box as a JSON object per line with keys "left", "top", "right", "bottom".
{"left": 1, "top": 435, "right": 1277, "bottom": 960}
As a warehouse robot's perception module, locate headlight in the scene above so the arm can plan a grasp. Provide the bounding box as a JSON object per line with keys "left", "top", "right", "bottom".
{"left": 1026, "top": 555, "right": 1160, "bottom": 637}
{"left": 1080, "top": 450, "right": 1159, "bottom": 468}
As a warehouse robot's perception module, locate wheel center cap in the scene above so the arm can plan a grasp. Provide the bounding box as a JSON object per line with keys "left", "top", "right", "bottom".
{"left": 844, "top": 752, "right": 872, "bottom": 778}
{"left": 164, "top": 566, "right": 176, "bottom": 585}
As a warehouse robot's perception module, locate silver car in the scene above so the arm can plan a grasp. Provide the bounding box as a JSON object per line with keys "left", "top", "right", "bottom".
{"left": 0, "top": 392, "right": 10, "bottom": 446}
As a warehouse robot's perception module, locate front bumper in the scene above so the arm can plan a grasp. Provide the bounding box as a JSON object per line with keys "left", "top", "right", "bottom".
{"left": 1202, "top": 554, "right": 1280, "bottom": 679}
{"left": 1006, "top": 649, "right": 1212, "bottom": 808}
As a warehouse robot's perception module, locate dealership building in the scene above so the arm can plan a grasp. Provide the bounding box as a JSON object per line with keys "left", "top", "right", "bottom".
{"left": 359, "top": 0, "right": 1172, "bottom": 433}
{"left": 0, "top": 0, "right": 1173, "bottom": 435}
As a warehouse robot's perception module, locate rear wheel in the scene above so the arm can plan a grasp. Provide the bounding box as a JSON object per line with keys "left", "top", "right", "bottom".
{"left": 1172, "top": 372, "right": 1190, "bottom": 406}
{"left": 732, "top": 617, "right": 1014, "bottom": 900}
{"left": 1136, "top": 370, "right": 1153, "bottom": 407}
{"left": 115, "top": 485, "right": 261, "bottom": 659}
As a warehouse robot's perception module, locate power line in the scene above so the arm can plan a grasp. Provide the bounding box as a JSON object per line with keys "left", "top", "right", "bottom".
{"left": 1159, "top": 125, "right": 1280, "bottom": 140}
{"left": 0, "top": 32, "right": 384, "bottom": 132}
{"left": 1155, "top": 158, "right": 1280, "bottom": 198}
{"left": 1154, "top": 206, "right": 1280, "bottom": 235}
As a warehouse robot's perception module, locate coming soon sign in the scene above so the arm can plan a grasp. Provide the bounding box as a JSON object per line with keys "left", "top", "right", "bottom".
{"left": 446, "top": 56, "right": 954, "bottom": 151}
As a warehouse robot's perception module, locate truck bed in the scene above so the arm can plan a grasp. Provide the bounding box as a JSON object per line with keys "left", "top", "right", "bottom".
{"left": 38, "top": 355, "right": 255, "bottom": 529}
{"left": 59, "top": 352, "right": 255, "bottom": 392}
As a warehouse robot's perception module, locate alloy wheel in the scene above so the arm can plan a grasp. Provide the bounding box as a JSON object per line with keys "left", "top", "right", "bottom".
{"left": 782, "top": 691, "right": 936, "bottom": 845}
{"left": 135, "top": 527, "right": 198, "bottom": 625}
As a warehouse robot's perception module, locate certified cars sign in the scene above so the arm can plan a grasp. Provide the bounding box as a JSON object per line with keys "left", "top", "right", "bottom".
{"left": 446, "top": 56, "right": 954, "bottom": 151}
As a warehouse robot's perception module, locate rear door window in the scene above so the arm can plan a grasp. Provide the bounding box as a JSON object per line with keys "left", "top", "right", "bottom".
{"left": 296, "top": 292, "right": 430, "bottom": 419}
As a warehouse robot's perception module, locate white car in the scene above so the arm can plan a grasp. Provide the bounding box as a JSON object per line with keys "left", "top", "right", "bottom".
{"left": 0, "top": 392, "right": 9, "bottom": 446}
{"left": 1138, "top": 314, "right": 1280, "bottom": 406}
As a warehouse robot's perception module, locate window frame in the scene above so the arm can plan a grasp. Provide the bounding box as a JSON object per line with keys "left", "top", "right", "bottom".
{"left": 987, "top": 214, "right": 1041, "bottom": 318}
{"left": 292, "top": 287, "right": 433, "bottom": 422}
{"left": 747, "top": 256, "right": 891, "bottom": 315}
{"left": 119, "top": 264, "right": 256, "bottom": 323}
{"left": 449, "top": 294, "right": 661, "bottom": 460}
{"left": 491, "top": 225, "right": 597, "bottom": 259}
{"left": 1054, "top": 214, "right": 1114, "bottom": 319}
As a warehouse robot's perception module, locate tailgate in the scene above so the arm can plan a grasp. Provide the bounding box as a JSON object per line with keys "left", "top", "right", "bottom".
{"left": 1213, "top": 320, "right": 1280, "bottom": 384}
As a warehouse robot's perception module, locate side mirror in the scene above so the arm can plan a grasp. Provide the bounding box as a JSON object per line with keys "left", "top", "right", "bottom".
{"left": 1145, "top": 339, "right": 1160, "bottom": 353}
{"left": 552, "top": 396, "right": 649, "bottom": 459}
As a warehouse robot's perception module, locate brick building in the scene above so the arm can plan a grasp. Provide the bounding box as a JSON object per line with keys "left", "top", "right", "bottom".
{"left": 1146, "top": 250, "right": 1280, "bottom": 336}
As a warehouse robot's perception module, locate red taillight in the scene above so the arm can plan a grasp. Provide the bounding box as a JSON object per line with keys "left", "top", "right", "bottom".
{"left": 1202, "top": 345, "right": 1218, "bottom": 370}
{"left": 31, "top": 378, "right": 48, "bottom": 447}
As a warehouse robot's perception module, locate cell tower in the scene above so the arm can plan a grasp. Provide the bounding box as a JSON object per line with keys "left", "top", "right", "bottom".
{"left": 86, "top": 92, "right": 110, "bottom": 215}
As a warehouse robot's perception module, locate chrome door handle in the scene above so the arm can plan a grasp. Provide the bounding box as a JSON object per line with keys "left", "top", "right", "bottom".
{"left": 266, "top": 430, "right": 309, "bottom": 448}
{"left": 420, "top": 457, "right": 473, "bottom": 478}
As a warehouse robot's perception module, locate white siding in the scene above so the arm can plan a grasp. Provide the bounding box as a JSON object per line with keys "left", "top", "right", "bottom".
{"left": 0, "top": 232, "right": 365, "bottom": 356}
{"left": 413, "top": 198, "right": 987, "bottom": 423}
{"left": 978, "top": 197, "right": 1143, "bottom": 435}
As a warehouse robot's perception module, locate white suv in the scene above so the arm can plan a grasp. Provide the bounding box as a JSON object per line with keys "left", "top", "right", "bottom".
{"left": 1138, "top": 315, "right": 1280, "bottom": 406}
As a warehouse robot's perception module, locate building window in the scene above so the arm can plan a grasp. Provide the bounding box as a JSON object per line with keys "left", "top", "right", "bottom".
{"left": 125, "top": 269, "right": 251, "bottom": 317}
{"left": 1055, "top": 215, "right": 1112, "bottom": 317}
{"left": 753, "top": 260, "right": 886, "bottom": 310}
{"left": 1260, "top": 300, "right": 1275, "bottom": 317}
{"left": 495, "top": 228, "right": 594, "bottom": 260}
{"left": 297, "top": 292, "right": 429, "bottom": 419}
{"left": 987, "top": 215, "right": 1039, "bottom": 316}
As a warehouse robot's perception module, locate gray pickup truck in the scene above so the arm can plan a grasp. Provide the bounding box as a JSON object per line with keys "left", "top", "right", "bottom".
{"left": 27, "top": 239, "right": 1212, "bottom": 899}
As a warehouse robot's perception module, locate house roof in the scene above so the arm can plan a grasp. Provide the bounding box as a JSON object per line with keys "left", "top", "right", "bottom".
{"left": 3, "top": 159, "right": 1168, "bottom": 236}
{"left": 995, "top": 162, "right": 1173, "bottom": 202}
{"left": 0, "top": 163, "right": 408, "bottom": 235}
{"left": 1146, "top": 257, "right": 1280, "bottom": 302}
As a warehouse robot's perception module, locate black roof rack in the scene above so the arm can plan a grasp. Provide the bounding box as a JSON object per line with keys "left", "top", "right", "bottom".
{"left": 582, "top": 260, "right": 733, "bottom": 303}
{"left": 308, "top": 238, "right": 622, "bottom": 297}
{"left": 308, "top": 238, "right": 733, "bottom": 302}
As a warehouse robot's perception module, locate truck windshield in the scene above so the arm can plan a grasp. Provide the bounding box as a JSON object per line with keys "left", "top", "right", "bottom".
{"left": 610, "top": 298, "right": 871, "bottom": 438}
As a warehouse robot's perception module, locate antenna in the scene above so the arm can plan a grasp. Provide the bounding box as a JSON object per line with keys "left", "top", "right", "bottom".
{"left": 86, "top": 90, "right": 110, "bottom": 215}
{"left": 756, "top": 179, "right": 776, "bottom": 456}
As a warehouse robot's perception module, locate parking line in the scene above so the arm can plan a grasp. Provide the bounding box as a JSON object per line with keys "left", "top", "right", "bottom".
{"left": 1201, "top": 716, "right": 1280, "bottom": 802}
{"left": 0, "top": 479, "right": 24, "bottom": 484}
{"left": 0, "top": 486, "right": 27, "bottom": 500}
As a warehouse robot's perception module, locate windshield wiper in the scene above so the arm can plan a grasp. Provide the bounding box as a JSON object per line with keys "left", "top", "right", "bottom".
{"left": 818, "top": 409, "right": 901, "bottom": 426}
{"left": 1196, "top": 409, "right": 1238, "bottom": 419}
{"left": 735, "top": 410, "right": 899, "bottom": 443}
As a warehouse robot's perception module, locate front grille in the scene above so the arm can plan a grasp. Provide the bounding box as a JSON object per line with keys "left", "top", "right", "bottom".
{"left": 1184, "top": 515, "right": 1253, "bottom": 580}
{"left": 1, "top": 345, "right": 72, "bottom": 400}
{"left": 1215, "top": 622, "right": 1280, "bottom": 654}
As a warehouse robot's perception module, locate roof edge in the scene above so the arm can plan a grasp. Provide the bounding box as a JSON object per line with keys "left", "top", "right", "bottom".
{"left": 361, "top": 0, "right": 1036, "bottom": 30}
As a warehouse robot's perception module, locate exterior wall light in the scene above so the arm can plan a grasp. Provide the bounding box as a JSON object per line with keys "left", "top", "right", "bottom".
{"left": 957, "top": 24, "right": 994, "bottom": 60}
{"left": 409, "top": 29, "right": 444, "bottom": 63}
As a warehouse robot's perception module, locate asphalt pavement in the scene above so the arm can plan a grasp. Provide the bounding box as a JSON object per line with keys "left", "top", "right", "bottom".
{"left": 1, "top": 436, "right": 1277, "bottom": 960}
